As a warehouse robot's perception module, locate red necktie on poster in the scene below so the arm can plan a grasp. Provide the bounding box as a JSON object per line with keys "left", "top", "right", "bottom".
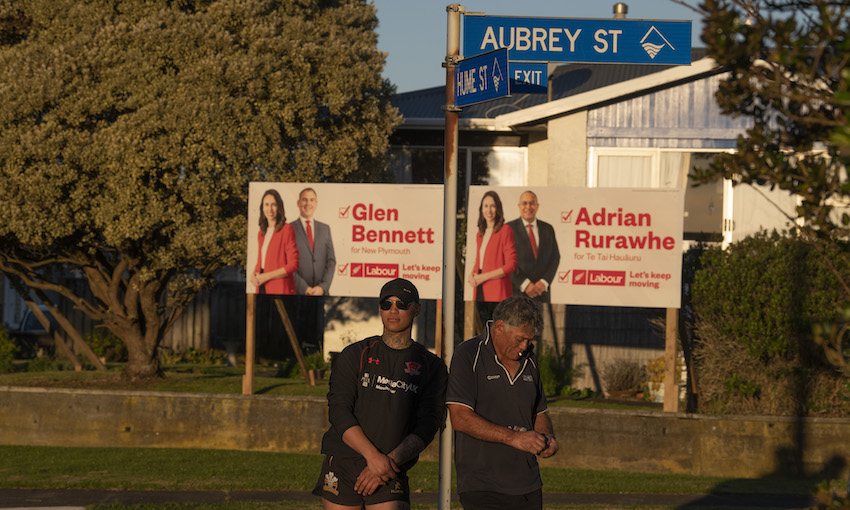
{"left": 527, "top": 223, "right": 537, "bottom": 259}
{"left": 307, "top": 220, "right": 314, "bottom": 251}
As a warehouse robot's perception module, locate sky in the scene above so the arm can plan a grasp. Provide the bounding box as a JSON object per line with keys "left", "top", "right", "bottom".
{"left": 371, "top": 0, "right": 705, "bottom": 93}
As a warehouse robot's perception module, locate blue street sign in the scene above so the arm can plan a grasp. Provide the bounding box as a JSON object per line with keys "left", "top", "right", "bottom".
{"left": 455, "top": 48, "right": 510, "bottom": 107}
{"left": 464, "top": 16, "right": 692, "bottom": 65}
{"left": 510, "top": 62, "right": 548, "bottom": 94}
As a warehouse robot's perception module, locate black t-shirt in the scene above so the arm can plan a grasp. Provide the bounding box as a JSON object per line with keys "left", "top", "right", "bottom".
{"left": 446, "top": 322, "right": 547, "bottom": 495}
{"left": 321, "top": 336, "right": 447, "bottom": 470}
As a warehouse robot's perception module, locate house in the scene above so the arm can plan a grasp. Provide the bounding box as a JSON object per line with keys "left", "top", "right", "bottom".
{"left": 387, "top": 51, "right": 796, "bottom": 392}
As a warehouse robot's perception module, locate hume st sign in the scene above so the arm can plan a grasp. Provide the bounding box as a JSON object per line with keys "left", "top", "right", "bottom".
{"left": 464, "top": 15, "right": 692, "bottom": 65}
{"left": 455, "top": 48, "right": 510, "bottom": 107}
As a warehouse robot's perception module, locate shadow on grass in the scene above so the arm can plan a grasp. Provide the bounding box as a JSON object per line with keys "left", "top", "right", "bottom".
{"left": 676, "top": 445, "right": 846, "bottom": 509}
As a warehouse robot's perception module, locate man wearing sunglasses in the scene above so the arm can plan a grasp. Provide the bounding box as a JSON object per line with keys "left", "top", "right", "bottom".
{"left": 447, "top": 295, "right": 559, "bottom": 510}
{"left": 314, "top": 278, "right": 448, "bottom": 510}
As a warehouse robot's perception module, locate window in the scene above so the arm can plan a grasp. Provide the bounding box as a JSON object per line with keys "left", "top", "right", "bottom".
{"left": 589, "top": 148, "right": 687, "bottom": 189}
{"left": 589, "top": 148, "right": 727, "bottom": 241}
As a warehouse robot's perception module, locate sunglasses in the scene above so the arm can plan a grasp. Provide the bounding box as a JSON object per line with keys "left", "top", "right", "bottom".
{"left": 380, "top": 299, "right": 412, "bottom": 311}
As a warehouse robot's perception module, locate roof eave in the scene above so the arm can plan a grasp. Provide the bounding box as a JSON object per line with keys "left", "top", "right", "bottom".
{"left": 398, "top": 117, "right": 517, "bottom": 131}
{"left": 492, "top": 57, "right": 723, "bottom": 129}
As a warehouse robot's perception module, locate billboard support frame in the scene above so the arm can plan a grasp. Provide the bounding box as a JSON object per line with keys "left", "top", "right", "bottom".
{"left": 242, "top": 295, "right": 311, "bottom": 395}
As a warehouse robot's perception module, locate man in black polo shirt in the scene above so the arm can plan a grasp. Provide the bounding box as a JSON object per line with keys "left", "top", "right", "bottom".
{"left": 447, "top": 295, "right": 560, "bottom": 510}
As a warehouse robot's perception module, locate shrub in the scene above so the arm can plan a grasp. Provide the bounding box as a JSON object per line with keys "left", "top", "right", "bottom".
{"left": 288, "top": 351, "right": 327, "bottom": 379}
{"left": 691, "top": 231, "right": 850, "bottom": 416}
{"left": 645, "top": 355, "right": 683, "bottom": 385}
{"left": 0, "top": 326, "right": 17, "bottom": 373}
{"left": 86, "top": 328, "right": 127, "bottom": 362}
{"left": 184, "top": 348, "right": 227, "bottom": 365}
{"left": 537, "top": 344, "right": 577, "bottom": 397}
{"left": 601, "top": 359, "right": 645, "bottom": 393}
{"left": 275, "top": 358, "right": 300, "bottom": 378}
{"left": 157, "top": 346, "right": 227, "bottom": 365}
{"left": 26, "top": 357, "right": 57, "bottom": 372}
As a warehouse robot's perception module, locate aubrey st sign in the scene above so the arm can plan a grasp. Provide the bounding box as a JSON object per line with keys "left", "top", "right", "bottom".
{"left": 463, "top": 15, "right": 692, "bottom": 65}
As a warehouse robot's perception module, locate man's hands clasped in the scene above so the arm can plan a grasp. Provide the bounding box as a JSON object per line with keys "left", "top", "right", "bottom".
{"left": 511, "top": 430, "right": 559, "bottom": 458}
{"left": 538, "top": 433, "right": 559, "bottom": 458}
{"left": 354, "top": 452, "right": 400, "bottom": 496}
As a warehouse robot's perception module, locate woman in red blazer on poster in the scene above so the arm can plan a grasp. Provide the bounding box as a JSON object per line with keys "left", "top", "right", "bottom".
{"left": 251, "top": 189, "right": 299, "bottom": 295}
{"left": 468, "top": 190, "right": 517, "bottom": 302}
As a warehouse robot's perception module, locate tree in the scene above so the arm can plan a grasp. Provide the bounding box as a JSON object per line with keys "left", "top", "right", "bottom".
{"left": 693, "top": 0, "right": 850, "bottom": 372}
{"left": 700, "top": 0, "right": 850, "bottom": 235}
{"left": 0, "top": 0, "right": 400, "bottom": 378}
{"left": 695, "top": 0, "right": 849, "bottom": 236}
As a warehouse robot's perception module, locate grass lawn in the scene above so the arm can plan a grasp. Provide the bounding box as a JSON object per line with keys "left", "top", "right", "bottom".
{"left": 0, "top": 444, "right": 824, "bottom": 510}
{"left": 0, "top": 363, "right": 330, "bottom": 397}
{"left": 0, "top": 363, "right": 841, "bottom": 509}
{"left": 0, "top": 444, "right": 820, "bottom": 495}
{"left": 0, "top": 362, "right": 666, "bottom": 411}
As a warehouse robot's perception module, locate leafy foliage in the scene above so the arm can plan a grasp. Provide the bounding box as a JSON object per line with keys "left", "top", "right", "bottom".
{"left": 695, "top": 0, "right": 850, "bottom": 376}
{"left": 0, "top": 326, "right": 16, "bottom": 373}
{"left": 692, "top": 232, "right": 850, "bottom": 415}
{"left": 287, "top": 350, "right": 326, "bottom": 378}
{"left": 157, "top": 347, "right": 227, "bottom": 366}
{"left": 0, "top": 0, "right": 400, "bottom": 379}
{"left": 86, "top": 328, "right": 127, "bottom": 363}
{"left": 696, "top": 0, "right": 850, "bottom": 238}
{"left": 645, "top": 355, "right": 682, "bottom": 384}
{"left": 25, "top": 357, "right": 58, "bottom": 373}
{"left": 537, "top": 344, "right": 577, "bottom": 397}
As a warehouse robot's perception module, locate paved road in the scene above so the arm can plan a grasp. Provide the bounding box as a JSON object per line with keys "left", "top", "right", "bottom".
{"left": 0, "top": 488, "right": 816, "bottom": 509}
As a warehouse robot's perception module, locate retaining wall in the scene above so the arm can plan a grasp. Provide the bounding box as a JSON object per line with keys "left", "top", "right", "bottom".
{"left": 2, "top": 387, "right": 848, "bottom": 479}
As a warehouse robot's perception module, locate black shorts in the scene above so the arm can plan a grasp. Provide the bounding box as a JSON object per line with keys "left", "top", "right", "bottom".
{"left": 459, "top": 489, "right": 542, "bottom": 510}
{"left": 312, "top": 454, "right": 410, "bottom": 506}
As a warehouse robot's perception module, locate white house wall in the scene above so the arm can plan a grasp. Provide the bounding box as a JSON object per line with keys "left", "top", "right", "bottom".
{"left": 526, "top": 131, "right": 549, "bottom": 187}
{"left": 545, "top": 111, "right": 588, "bottom": 186}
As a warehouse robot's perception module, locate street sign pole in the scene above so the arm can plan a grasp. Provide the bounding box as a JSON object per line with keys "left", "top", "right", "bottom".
{"left": 438, "top": 5, "right": 462, "bottom": 510}
{"left": 438, "top": 8, "right": 693, "bottom": 508}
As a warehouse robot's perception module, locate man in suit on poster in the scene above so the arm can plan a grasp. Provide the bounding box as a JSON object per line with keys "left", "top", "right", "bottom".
{"left": 507, "top": 190, "right": 560, "bottom": 303}
{"left": 291, "top": 187, "right": 336, "bottom": 296}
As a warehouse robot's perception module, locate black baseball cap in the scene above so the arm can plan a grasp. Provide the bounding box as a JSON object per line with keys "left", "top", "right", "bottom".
{"left": 379, "top": 278, "right": 420, "bottom": 306}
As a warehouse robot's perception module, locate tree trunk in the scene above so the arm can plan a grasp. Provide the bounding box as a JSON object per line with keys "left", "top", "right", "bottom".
{"left": 120, "top": 328, "right": 162, "bottom": 380}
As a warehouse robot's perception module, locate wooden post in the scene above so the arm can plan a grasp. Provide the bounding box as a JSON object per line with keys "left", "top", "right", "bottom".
{"left": 664, "top": 307, "right": 679, "bottom": 412}
{"left": 273, "top": 297, "right": 310, "bottom": 384}
{"left": 242, "top": 293, "right": 255, "bottom": 395}
{"left": 463, "top": 301, "right": 475, "bottom": 343}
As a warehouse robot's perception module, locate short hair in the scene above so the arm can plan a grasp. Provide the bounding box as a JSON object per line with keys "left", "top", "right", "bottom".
{"left": 259, "top": 189, "right": 286, "bottom": 233}
{"left": 493, "top": 295, "right": 543, "bottom": 337}
{"left": 299, "top": 187, "right": 316, "bottom": 200}
{"left": 519, "top": 190, "right": 538, "bottom": 203}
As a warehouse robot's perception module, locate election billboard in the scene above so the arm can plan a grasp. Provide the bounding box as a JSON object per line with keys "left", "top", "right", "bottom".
{"left": 464, "top": 186, "right": 684, "bottom": 308}
{"left": 247, "top": 183, "right": 444, "bottom": 299}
